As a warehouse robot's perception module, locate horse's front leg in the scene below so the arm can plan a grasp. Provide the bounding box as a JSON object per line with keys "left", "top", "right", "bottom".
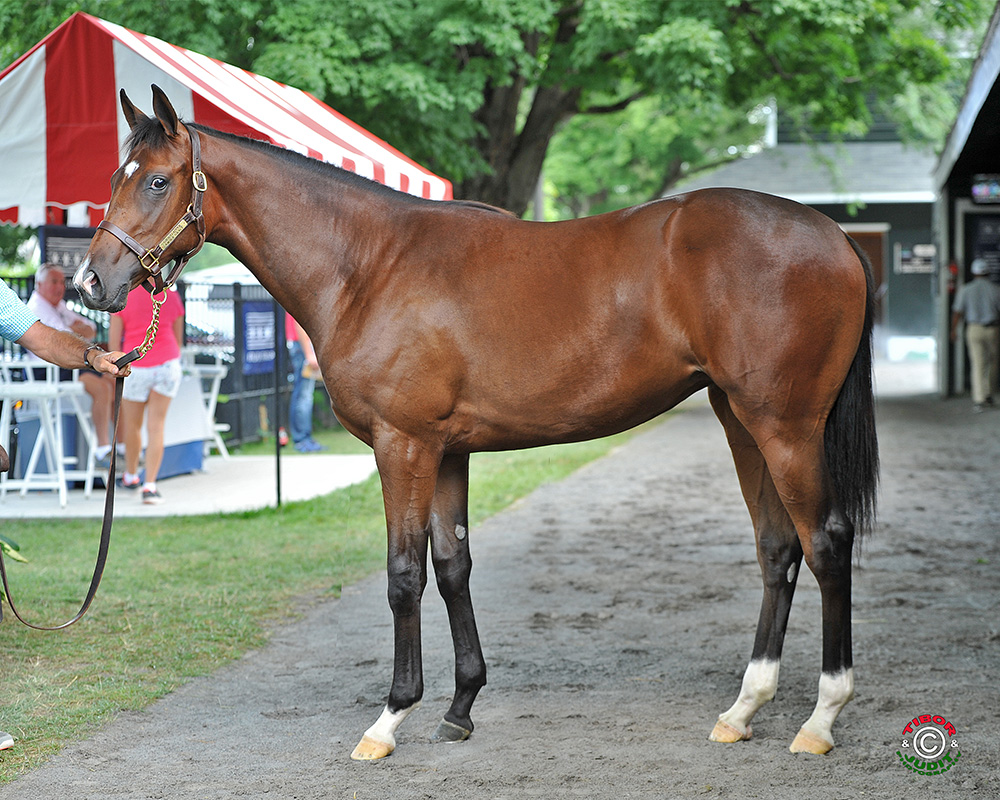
{"left": 351, "top": 434, "right": 441, "bottom": 761}
{"left": 428, "top": 453, "right": 486, "bottom": 743}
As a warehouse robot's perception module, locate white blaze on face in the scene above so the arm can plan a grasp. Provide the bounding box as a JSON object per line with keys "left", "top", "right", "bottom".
{"left": 123, "top": 160, "right": 140, "bottom": 179}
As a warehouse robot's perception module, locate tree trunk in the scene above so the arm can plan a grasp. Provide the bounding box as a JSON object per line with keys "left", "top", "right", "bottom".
{"left": 456, "top": 83, "right": 581, "bottom": 215}
{"left": 455, "top": 8, "right": 584, "bottom": 215}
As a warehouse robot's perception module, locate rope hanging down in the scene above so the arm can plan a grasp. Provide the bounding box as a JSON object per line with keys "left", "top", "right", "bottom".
{"left": 0, "top": 304, "right": 162, "bottom": 629}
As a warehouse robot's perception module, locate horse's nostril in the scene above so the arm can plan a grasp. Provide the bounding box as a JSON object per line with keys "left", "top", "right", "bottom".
{"left": 73, "top": 266, "right": 105, "bottom": 308}
{"left": 73, "top": 260, "right": 98, "bottom": 297}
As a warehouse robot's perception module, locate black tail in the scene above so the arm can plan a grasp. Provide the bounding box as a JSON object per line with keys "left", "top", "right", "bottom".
{"left": 824, "top": 235, "right": 879, "bottom": 539}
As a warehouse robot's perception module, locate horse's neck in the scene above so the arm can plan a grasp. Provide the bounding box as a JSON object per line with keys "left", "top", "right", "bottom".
{"left": 204, "top": 136, "right": 395, "bottom": 329}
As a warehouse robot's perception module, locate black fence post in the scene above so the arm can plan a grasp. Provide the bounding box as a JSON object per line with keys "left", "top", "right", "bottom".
{"left": 232, "top": 282, "right": 245, "bottom": 445}
{"left": 273, "top": 300, "right": 285, "bottom": 507}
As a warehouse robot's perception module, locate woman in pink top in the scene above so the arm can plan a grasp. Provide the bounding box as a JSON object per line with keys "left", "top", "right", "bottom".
{"left": 108, "top": 286, "right": 185, "bottom": 504}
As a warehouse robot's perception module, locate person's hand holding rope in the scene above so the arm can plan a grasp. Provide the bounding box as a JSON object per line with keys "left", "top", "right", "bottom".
{"left": 82, "top": 342, "right": 134, "bottom": 376}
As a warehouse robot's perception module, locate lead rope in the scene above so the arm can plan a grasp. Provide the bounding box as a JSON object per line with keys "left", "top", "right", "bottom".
{"left": 0, "top": 301, "right": 163, "bottom": 630}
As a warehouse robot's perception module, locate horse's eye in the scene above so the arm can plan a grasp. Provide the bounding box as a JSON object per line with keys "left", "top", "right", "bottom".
{"left": 149, "top": 176, "right": 168, "bottom": 192}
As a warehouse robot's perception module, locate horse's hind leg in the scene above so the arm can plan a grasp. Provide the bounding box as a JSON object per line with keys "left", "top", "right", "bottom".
{"left": 428, "top": 453, "right": 487, "bottom": 743}
{"left": 749, "top": 417, "right": 856, "bottom": 755}
{"left": 707, "top": 387, "right": 803, "bottom": 744}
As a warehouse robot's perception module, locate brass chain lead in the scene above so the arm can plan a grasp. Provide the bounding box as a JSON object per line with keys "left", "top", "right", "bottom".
{"left": 136, "top": 292, "right": 166, "bottom": 358}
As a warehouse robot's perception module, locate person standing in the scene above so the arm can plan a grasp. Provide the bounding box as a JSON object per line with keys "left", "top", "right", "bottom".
{"left": 108, "top": 286, "right": 185, "bottom": 504}
{"left": 286, "top": 313, "right": 325, "bottom": 452}
{"left": 951, "top": 258, "right": 1000, "bottom": 412}
{"left": 0, "top": 275, "right": 129, "bottom": 752}
{"left": 26, "top": 263, "right": 116, "bottom": 461}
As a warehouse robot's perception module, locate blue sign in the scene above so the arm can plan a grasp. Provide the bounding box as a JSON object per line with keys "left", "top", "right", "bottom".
{"left": 242, "top": 301, "right": 276, "bottom": 375}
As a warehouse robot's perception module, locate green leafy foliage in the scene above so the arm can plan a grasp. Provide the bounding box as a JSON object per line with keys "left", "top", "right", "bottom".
{"left": 0, "top": 534, "right": 27, "bottom": 605}
{"left": 0, "top": 0, "right": 993, "bottom": 217}
{"left": 0, "top": 225, "right": 36, "bottom": 274}
{"left": 0, "top": 533, "right": 27, "bottom": 564}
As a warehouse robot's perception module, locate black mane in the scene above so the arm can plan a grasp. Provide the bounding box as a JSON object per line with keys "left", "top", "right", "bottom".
{"left": 124, "top": 115, "right": 429, "bottom": 205}
{"left": 124, "top": 116, "right": 513, "bottom": 216}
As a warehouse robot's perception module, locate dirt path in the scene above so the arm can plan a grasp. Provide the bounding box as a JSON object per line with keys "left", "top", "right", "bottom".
{"left": 4, "top": 390, "right": 997, "bottom": 799}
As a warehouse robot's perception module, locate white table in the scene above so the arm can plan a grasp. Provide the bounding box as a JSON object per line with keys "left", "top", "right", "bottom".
{"left": 0, "top": 362, "right": 98, "bottom": 507}
{"left": 181, "top": 349, "right": 231, "bottom": 459}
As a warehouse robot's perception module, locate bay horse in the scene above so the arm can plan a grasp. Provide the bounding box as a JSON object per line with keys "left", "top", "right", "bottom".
{"left": 76, "top": 87, "right": 878, "bottom": 760}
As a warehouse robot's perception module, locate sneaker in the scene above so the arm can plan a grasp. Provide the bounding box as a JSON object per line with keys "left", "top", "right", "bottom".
{"left": 94, "top": 445, "right": 113, "bottom": 468}
{"left": 118, "top": 476, "right": 141, "bottom": 489}
{"left": 142, "top": 488, "right": 164, "bottom": 505}
{"left": 0, "top": 731, "right": 13, "bottom": 750}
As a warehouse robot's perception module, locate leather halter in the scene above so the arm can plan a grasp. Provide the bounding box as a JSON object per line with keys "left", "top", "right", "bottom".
{"left": 97, "top": 127, "right": 207, "bottom": 293}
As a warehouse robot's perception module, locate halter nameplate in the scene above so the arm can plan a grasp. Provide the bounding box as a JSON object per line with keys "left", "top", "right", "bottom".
{"left": 149, "top": 208, "right": 198, "bottom": 268}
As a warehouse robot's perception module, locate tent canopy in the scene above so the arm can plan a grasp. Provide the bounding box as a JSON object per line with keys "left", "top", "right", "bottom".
{"left": 0, "top": 12, "right": 452, "bottom": 228}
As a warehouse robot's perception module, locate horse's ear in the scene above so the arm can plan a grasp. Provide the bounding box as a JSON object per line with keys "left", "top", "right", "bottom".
{"left": 150, "top": 84, "right": 180, "bottom": 138}
{"left": 120, "top": 89, "right": 148, "bottom": 132}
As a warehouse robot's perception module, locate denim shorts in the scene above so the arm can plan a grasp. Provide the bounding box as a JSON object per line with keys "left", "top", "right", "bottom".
{"left": 122, "top": 358, "right": 182, "bottom": 402}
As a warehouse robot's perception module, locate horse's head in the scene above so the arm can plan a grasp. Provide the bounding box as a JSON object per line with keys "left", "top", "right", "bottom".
{"left": 75, "top": 86, "right": 206, "bottom": 311}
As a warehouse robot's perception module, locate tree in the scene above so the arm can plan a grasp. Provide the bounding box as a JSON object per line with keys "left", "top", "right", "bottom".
{"left": 542, "top": 95, "right": 766, "bottom": 218}
{"left": 254, "top": 0, "right": 994, "bottom": 214}
{"left": 1, "top": 0, "right": 992, "bottom": 217}
{"left": 0, "top": 224, "right": 36, "bottom": 275}
{"left": 0, "top": 0, "right": 272, "bottom": 72}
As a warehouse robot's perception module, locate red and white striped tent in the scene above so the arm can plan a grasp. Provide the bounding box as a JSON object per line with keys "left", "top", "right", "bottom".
{"left": 0, "top": 12, "right": 452, "bottom": 228}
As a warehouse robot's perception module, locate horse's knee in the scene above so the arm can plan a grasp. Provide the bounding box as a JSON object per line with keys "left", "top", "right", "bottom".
{"left": 430, "top": 516, "right": 474, "bottom": 595}
{"left": 432, "top": 549, "right": 472, "bottom": 596}
{"left": 757, "top": 534, "right": 802, "bottom": 589}
{"left": 386, "top": 555, "right": 426, "bottom": 616}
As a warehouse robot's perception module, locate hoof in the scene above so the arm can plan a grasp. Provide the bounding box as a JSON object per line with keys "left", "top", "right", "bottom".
{"left": 789, "top": 727, "right": 833, "bottom": 755}
{"left": 709, "top": 719, "right": 752, "bottom": 743}
{"left": 350, "top": 735, "right": 394, "bottom": 761}
{"left": 431, "top": 719, "right": 472, "bottom": 744}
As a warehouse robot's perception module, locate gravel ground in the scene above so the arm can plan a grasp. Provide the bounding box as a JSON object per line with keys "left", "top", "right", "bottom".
{"left": 2, "top": 383, "right": 997, "bottom": 799}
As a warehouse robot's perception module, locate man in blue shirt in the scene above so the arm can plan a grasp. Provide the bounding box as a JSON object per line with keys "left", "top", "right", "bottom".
{"left": 951, "top": 258, "right": 1000, "bottom": 412}
{"left": 0, "top": 276, "right": 129, "bottom": 751}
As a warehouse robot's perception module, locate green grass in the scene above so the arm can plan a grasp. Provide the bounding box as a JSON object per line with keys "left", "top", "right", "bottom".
{"left": 0, "top": 419, "right": 661, "bottom": 782}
